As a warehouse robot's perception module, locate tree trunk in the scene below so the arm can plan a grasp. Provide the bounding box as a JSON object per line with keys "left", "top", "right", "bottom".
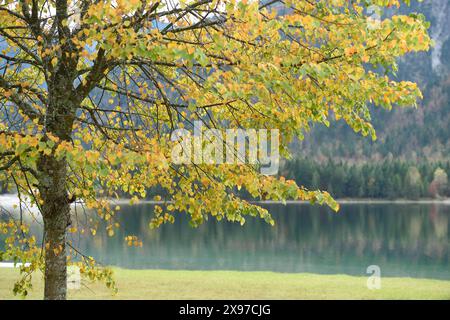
{"left": 39, "top": 153, "right": 71, "bottom": 300}
{"left": 38, "top": 86, "right": 76, "bottom": 299}
{"left": 43, "top": 206, "right": 69, "bottom": 300}
{"left": 37, "top": 5, "right": 79, "bottom": 295}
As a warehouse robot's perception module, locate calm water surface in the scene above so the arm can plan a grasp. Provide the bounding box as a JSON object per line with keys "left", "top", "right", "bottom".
{"left": 1, "top": 202, "right": 449, "bottom": 279}
{"left": 70, "top": 203, "right": 450, "bottom": 280}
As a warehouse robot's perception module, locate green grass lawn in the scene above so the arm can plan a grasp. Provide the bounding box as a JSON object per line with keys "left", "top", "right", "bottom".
{"left": 1, "top": 268, "right": 450, "bottom": 300}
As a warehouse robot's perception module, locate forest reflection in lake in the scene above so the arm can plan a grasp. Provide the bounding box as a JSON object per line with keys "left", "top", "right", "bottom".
{"left": 70, "top": 203, "right": 449, "bottom": 280}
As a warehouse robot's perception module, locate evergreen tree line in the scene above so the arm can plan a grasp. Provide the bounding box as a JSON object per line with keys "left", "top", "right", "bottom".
{"left": 283, "top": 159, "right": 450, "bottom": 200}
{"left": 3, "top": 160, "right": 448, "bottom": 201}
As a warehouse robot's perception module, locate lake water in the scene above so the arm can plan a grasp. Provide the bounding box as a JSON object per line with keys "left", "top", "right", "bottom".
{"left": 1, "top": 201, "right": 449, "bottom": 279}
{"left": 66, "top": 202, "right": 449, "bottom": 280}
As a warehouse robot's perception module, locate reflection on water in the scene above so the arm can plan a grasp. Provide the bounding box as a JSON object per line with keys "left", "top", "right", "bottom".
{"left": 2, "top": 203, "right": 450, "bottom": 279}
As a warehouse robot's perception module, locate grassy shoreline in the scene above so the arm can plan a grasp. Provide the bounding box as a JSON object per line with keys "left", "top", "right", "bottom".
{"left": 1, "top": 268, "right": 450, "bottom": 300}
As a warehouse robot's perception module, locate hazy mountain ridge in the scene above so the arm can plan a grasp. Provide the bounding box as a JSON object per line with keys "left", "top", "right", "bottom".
{"left": 296, "top": 1, "right": 450, "bottom": 162}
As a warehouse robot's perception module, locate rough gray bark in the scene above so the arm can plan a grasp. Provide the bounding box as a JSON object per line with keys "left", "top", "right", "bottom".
{"left": 37, "top": 74, "right": 77, "bottom": 300}
{"left": 37, "top": 116, "right": 73, "bottom": 300}
{"left": 41, "top": 178, "right": 70, "bottom": 300}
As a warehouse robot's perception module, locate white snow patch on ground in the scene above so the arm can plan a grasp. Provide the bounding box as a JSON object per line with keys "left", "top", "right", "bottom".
{"left": 0, "top": 262, "right": 31, "bottom": 268}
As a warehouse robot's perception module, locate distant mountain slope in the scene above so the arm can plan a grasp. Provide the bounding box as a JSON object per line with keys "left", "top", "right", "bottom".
{"left": 295, "top": 0, "right": 450, "bottom": 161}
